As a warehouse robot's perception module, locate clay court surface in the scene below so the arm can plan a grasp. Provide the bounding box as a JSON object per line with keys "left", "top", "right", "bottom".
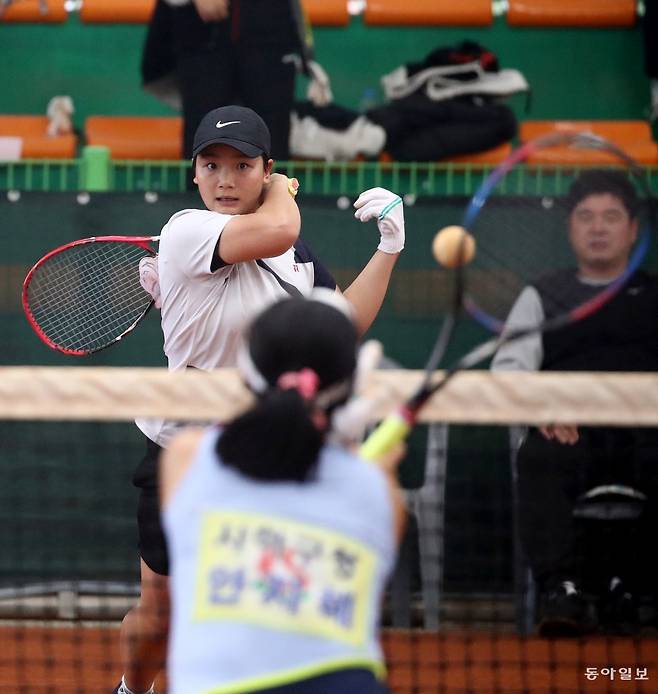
{"left": 0, "top": 625, "right": 656, "bottom": 692}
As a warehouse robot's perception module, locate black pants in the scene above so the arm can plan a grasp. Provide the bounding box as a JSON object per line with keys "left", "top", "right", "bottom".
{"left": 133, "top": 436, "right": 169, "bottom": 576}
{"left": 253, "top": 669, "right": 388, "bottom": 694}
{"left": 517, "top": 427, "right": 658, "bottom": 595}
{"left": 170, "top": 4, "right": 296, "bottom": 162}
{"left": 177, "top": 47, "right": 295, "bottom": 162}
{"left": 645, "top": 0, "right": 658, "bottom": 78}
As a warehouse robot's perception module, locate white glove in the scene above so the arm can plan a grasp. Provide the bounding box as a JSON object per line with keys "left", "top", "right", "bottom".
{"left": 139, "top": 255, "right": 162, "bottom": 309}
{"left": 353, "top": 187, "right": 405, "bottom": 254}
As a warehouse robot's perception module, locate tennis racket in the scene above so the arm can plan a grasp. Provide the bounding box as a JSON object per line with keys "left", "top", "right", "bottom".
{"left": 360, "top": 132, "right": 654, "bottom": 459}
{"left": 22, "top": 235, "right": 159, "bottom": 356}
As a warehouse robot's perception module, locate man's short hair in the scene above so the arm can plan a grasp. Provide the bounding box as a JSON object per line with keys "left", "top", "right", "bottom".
{"left": 565, "top": 169, "right": 640, "bottom": 219}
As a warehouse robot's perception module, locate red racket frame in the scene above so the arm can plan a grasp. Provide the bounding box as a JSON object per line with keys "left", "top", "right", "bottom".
{"left": 22, "top": 235, "right": 159, "bottom": 356}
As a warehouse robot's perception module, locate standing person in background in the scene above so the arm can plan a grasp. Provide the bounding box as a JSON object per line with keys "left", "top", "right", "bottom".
{"left": 113, "top": 103, "right": 405, "bottom": 694}
{"left": 492, "top": 170, "right": 658, "bottom": 637}
{"left": 644, "top": 0, "right": 658, "bottom": 120}
{"left": 161, "top": 292, "right": 406, "bottom": 694}
{"left": 142, "top": 0, "right": 303, "bottom": 161}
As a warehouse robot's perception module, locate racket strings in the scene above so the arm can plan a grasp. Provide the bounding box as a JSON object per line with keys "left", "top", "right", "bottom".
{"left": 463, "top": 134, "right": 653, "bottom": 335}
{"left": 467, "top": 198, "right": 582, "bottom": 323}
{"left": 26, "top": 242, "right": 153, "bottom": 353}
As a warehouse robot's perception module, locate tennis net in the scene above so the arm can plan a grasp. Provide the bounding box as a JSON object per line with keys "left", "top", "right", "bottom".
{"left": 0, "top": 367, "right": 657, "bottom": 692}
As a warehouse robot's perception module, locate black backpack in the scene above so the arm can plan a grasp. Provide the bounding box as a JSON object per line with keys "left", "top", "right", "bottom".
{"left": 406, "top": 40, "right": 499, "bottom": 81}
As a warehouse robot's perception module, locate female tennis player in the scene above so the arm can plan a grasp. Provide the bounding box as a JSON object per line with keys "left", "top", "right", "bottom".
{"left": 161, "top": 291, "right": 405, "bottom": 694}
{"left": 114, "top": 104, "right": 404, "bottom": 694}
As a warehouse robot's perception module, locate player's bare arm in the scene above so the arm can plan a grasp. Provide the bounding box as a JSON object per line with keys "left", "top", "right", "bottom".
{"left": 160, "top": 429, "right": 205, "bottom": 508}
{"left": 371, "top": 442, "right": 407, "bottom": 544}
{"left": 218, "top": 173, "right": 301, "bottom": 264}
{"left": 341, "top": 253, "right": 399, "bottom": 336}
{"left": 341, "top": 188, "right": 404, "bottom": 336}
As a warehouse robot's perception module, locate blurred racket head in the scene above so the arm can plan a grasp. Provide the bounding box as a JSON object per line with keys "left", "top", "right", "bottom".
{"left": 23, "top": 235, "right": 158, "bottom": 356}
{"left": 460, "top": 131, "right": 654, "bottom": 335}
{"left": 360, "top": 133, "right": 656, "bottom": 461}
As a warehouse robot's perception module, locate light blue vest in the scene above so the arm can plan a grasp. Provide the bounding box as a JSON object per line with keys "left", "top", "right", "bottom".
{"left": 164, "top": 429, "right": 396, "bottom": 694}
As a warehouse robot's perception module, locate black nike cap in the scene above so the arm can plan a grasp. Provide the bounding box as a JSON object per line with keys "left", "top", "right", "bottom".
{"left": 192, "top": 105, "right": 271, "bottom": 159}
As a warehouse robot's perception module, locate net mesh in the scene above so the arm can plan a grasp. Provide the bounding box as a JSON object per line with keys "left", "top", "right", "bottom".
{"left": 463, "top": 149, "right": 653, "bottom": 330}
{"left": 4, "top": 182, "right": 658, "bottom": 692}
{"left": 0, "top": 368, "right": 657, "bottom": 693}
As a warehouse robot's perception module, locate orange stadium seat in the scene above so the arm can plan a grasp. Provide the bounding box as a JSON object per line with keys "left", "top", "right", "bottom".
{"left": 85, "top": 116, "right": 183, "bottom": 159}
{"left": 0, "top": 0, "right": 66, "bottom": 23}
{"left": 302, "top": 0, "right": 349, "bottom": 26}
{"left": 380, "top": 142, "right": 512, "bottom": 165}
{"left": 519, "top": 120, "right": 658, "bottom": 165}
{"left": 80, "top": 0, "right": 155, "bottom": 23}
{"left": 507, "top": 0, "right": 636, "bottom": 27}
{"left": 79, "top": 0, "right": 344, "bottom": 25}
{"left": 0, "top": 115, "right": 76, "bottom": 158}
{"left": 364, "top": 0, "right": 492, "bottom": 26}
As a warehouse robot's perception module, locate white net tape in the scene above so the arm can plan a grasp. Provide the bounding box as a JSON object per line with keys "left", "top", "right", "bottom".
{"left": 2, "top": 367, "right": 658, "bottom": 426}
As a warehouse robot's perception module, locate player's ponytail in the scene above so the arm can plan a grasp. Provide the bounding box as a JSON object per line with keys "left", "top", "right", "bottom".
{"left": 217, "top": 387, "right": 325, "bottom": 482}
{"left": 217, "top": 291, "right": 358, "bottom": 482}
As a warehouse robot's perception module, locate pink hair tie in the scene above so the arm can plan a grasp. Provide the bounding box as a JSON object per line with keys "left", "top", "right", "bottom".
{"left": 277, "top": 368, "right": 320, "bottom": 400}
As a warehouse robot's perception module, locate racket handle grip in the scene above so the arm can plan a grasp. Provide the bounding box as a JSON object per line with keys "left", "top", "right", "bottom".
{"left": 359, "top": 412, "right": 412, "bottom": 461}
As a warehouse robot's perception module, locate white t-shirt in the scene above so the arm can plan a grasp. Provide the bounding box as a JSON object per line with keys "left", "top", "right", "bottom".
{"left": 136, "top": 208, "right": 335, "bottom": 446}
{"left": 165, "top": 430, "right": 395, "bottom": 694}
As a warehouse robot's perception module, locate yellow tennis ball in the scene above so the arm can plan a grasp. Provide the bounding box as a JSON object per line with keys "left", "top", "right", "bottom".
{"left": 432, "top": 225, "right": 476, "bottom": 268}
{"left": 287, "top": 177, "right": 299, "bottom": 198}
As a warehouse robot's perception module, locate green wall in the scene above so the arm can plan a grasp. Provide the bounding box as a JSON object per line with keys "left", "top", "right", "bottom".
{"left": 0, "top": 14, "right": 652, "bottom": 133}
{"left": 0, "top": 11, "right": 653, "bottom": 590}
{"left": 0, "top": 193, "right": 511, "bottom": 586}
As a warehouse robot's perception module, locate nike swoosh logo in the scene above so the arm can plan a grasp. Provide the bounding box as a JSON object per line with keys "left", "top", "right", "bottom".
{"left": 216, "top": 120, "right": 241, "bottom": 129}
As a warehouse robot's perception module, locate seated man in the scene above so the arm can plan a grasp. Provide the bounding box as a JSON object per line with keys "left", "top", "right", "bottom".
{"left": 492, "top": 169, "right": 658, "bottom": 636}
